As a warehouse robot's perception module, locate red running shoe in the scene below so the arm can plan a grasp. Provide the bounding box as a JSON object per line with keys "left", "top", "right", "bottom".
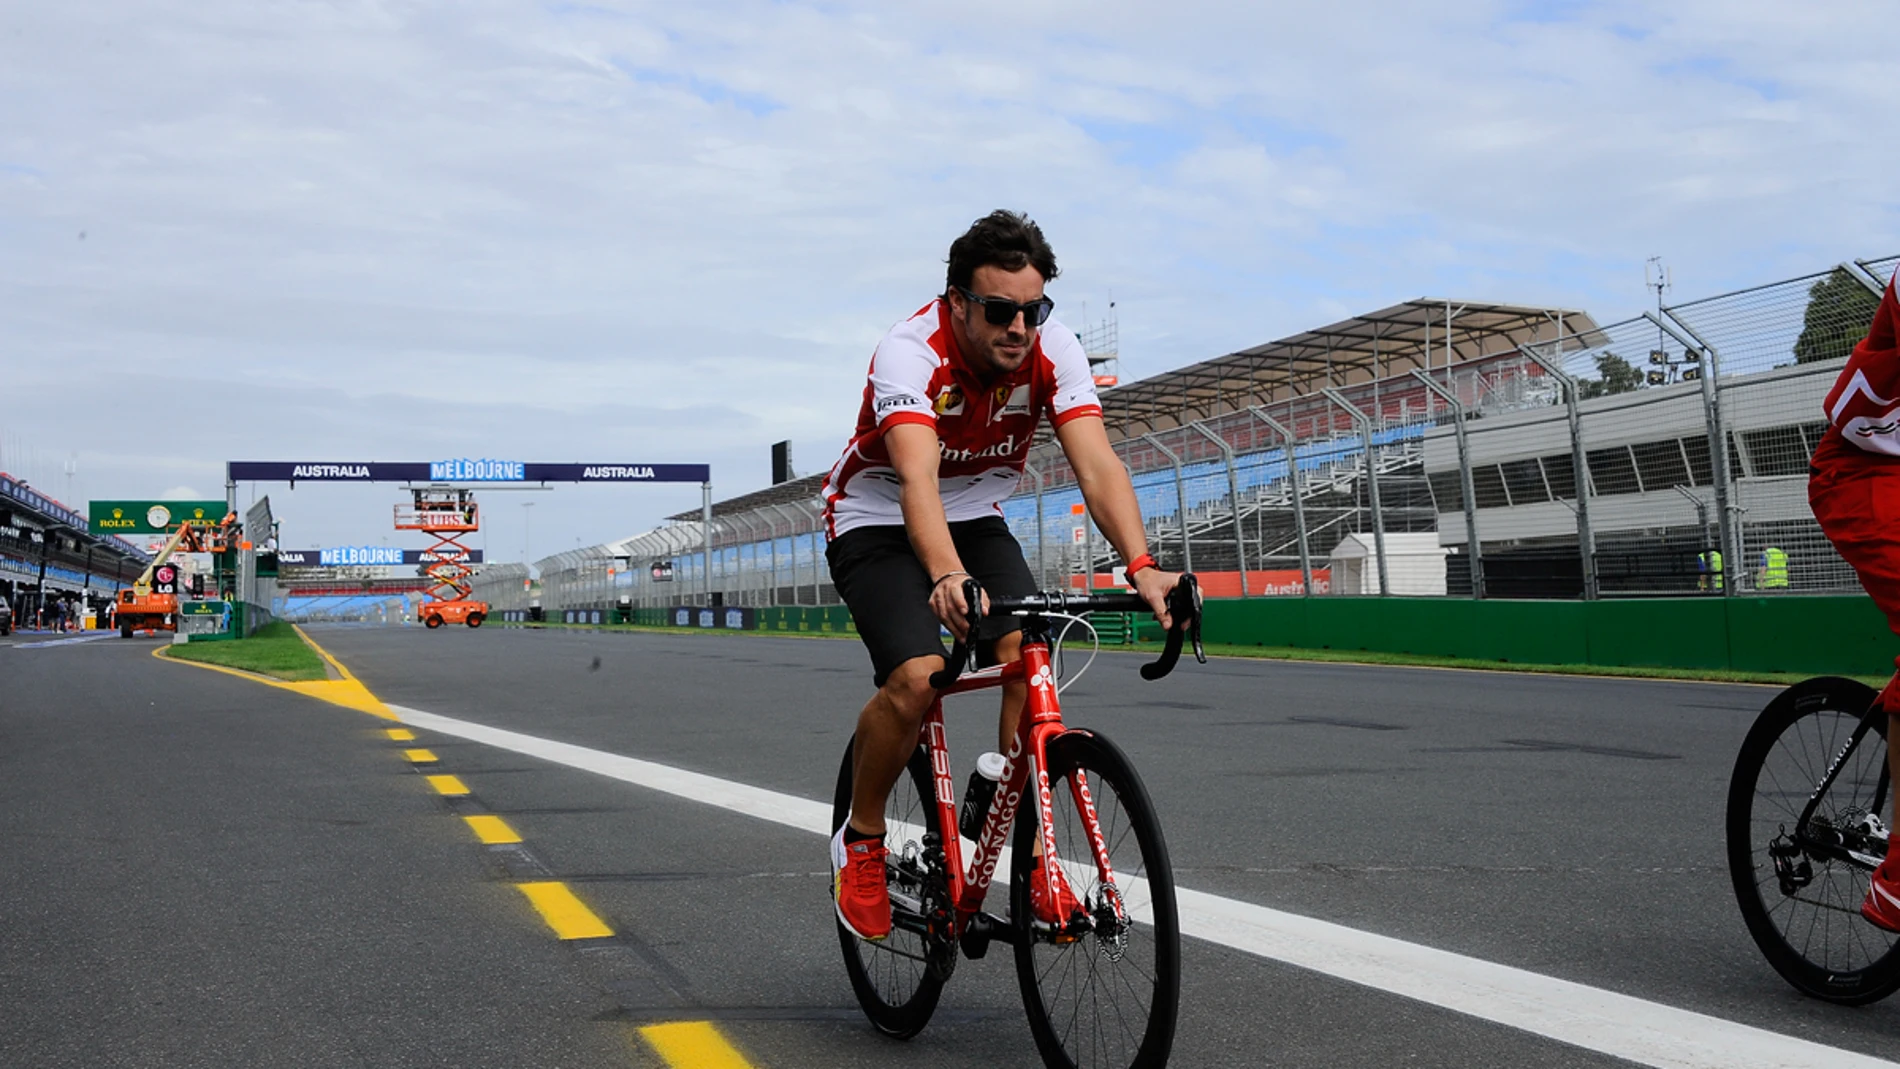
{"left": 831, "top": 827, "right": 891, "bottom": 942}
{"left": 1031, "top": 854, "right": 1085, "bottom": 926}
{"left": 1864, "top": 862, "right": 1900, "bottom": 933}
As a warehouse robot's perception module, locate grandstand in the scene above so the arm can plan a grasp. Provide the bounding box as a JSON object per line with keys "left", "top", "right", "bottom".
{"left": 588, "top": 298, "right": 1595, "bottom": 608}
{"left": 504, "top": 254, "right": 1894, "bottom": 614}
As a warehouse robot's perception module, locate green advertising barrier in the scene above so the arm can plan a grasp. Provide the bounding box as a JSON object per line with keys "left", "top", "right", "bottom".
{"left": 89, "top": 500, "right": 228, "bottom": 535}
{"left": 1199, "top": 594, "right": 1895, "bottom": 677}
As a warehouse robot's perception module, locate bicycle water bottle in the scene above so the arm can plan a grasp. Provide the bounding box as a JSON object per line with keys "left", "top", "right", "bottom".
{"left": 959, "top": 751, "right": 1009, "bottom": 841}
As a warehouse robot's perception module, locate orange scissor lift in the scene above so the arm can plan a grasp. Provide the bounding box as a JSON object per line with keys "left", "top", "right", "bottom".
{"left": 395, "top": 488, "right": 488, "bottom": 629}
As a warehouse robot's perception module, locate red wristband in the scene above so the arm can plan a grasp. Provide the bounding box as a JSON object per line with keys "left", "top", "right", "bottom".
{"left": 1123, "top": 553, "right": 1157, "bottom": 586}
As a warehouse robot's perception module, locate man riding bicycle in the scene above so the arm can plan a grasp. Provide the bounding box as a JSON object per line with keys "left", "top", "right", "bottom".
{"left": 822, "top": 210, "right": 1180, "bottom": 941}
{"left": 1810, "top": 264, "right": 1900, "bottom": 931}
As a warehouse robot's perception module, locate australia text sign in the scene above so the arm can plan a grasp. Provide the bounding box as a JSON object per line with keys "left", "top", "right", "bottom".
{"left": 228, "top": 461, "right": 711, "bottom": 483}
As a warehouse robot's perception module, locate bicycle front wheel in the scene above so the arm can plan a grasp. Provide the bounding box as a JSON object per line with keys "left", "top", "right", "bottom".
{"left": 831, "top": 735, "right": 948, "bottom": 1038}
{"left": 1726, "top": 675, "right": 1900, "bottom": 1004}
{"left": 1012, "top": 730, "right": 1179, "bottom": 1069}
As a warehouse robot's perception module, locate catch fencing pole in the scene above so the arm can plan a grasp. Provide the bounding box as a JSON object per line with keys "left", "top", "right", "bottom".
{"left": 1024, "top": 461, "right": 1047, "bottom": 589}
{"left": 1650, "top": 311, "right": 1739, "bottom": 597}
{"left": 1141, "top": 433, "right": 1193, "bottom": 576}
{"left": 1247, "top": 407, "right": 1312, "bottom": 596}
{"left": 1187, "top": 422, "right": 1249, "bottom": 596}
{"left": 1409, "top": 370, "right": 1484, "bottom": 599}
{"left": 1518, "top": 348, "right": 1598, "bottom": 600}
{"left": 701, "top": 484, "right": 713, "bottom": 605}
{"left": 1322, "top": 388, "right": 1388, "bottom": 596}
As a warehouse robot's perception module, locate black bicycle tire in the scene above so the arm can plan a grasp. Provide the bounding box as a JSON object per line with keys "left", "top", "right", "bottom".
{"left": 1726, "top": 675, "right": 1900, "bottom": 1004}
{"left": 831, "top": 736, "right": 947, "bottom": 1038}
{"left": 1012, "top": 730, "right": 1180, "bottom": 1069}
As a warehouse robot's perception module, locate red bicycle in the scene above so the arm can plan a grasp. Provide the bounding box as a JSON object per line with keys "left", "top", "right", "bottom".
{"left": 831, "top": 576, "right": 1204, "bottom": 1069}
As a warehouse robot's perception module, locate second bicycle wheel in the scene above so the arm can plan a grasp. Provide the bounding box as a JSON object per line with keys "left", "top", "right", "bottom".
{"left": 831, "top": 735, "right": 949, "bottom": 1038}
{"left": 1012, "top": 730, "right": 1179, "bottom": 1069}
{"left": 1726, "top": 675, "right": 1900, "bottom": 1004}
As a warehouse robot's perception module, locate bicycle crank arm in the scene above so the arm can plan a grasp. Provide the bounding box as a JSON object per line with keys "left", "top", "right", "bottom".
{"left": 957, "top": 911, "right": 1018, "bottom": 960}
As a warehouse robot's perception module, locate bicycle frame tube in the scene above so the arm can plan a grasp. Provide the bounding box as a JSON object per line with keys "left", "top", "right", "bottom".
{"left": 916, "top": 626, "right": 1121, "bottom": 932}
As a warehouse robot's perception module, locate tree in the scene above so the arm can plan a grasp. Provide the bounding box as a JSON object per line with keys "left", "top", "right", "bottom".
{"left": 1794, "top": 268, "right": 1881, "bottom": 365}
{"left": 1578, "top": 352, "right": 1645, "bottom": 399}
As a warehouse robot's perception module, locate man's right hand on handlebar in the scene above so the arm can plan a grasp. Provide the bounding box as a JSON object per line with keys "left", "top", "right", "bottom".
{"left": 1129, "top": 566, "right": 1181, "bottom": 631}
{"left": 930, "top": 569, "right": 987, "bottom": 642}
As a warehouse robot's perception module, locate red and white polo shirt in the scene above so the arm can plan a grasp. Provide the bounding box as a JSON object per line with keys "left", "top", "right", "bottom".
{"left": 822, "top": 298, "right": 1102, "bottom": 538}
{"left": 1815, "top": 267, "right": 1900, "bottom": 476}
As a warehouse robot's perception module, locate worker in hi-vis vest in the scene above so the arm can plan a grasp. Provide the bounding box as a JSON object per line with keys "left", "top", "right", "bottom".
{"left": 1810, "top": 263, "right": 1900, "bottom": 928}
{"left": 1759, "top": 547, "right": 1789, "bottom": 589}
{"left": 1697, "top": 549, "right": 1724, "bottom": 591}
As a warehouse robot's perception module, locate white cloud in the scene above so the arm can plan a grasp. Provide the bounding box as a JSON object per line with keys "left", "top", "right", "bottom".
{"left": 0, "top": 0, "right": 1894, "bottom": 551}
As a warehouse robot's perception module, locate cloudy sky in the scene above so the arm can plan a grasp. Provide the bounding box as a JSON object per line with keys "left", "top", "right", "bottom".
{"left": 2, "top": 0, "right": 1894, "bottom": 558}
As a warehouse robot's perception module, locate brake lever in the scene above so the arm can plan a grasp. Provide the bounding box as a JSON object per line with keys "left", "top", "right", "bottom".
{"left": 927, "top": 577, "right": 985, "bottom": 690}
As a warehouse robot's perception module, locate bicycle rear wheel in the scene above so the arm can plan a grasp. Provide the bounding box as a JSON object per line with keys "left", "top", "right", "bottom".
{"left": 831, "top": 736, "right": 949, "bottom": 1038}
{"left": 1012, "top": 730, "right": 1179, "bottom": 1069}
{"left": 1726, "top": 675, "right": 1900, "bottom": 1004}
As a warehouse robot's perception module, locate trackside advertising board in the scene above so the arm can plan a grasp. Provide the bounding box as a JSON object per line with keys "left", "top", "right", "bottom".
{"left": 277, "top": 548, "right": 486, "bottom": 567}
{"left": 89, "top": 500, "right": 228, "bottom": 535}
{"left": 227, "top": 460, "right": 711, "bottom": 483}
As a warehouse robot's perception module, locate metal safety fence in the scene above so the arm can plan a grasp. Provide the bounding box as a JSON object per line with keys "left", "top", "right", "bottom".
{"left": 521, "top": 255, "right": 1895, "bottom": 611}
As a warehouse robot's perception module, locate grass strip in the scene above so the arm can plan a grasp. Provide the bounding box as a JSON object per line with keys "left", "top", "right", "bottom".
{"left": 163, "top": 620, "right": 330, "bottom": 682}
{"left": 502, "top": 620, "right": 1877, "bottom": 688}
{"left": 1116, "top": 639, "right": 1885, "bottom": 689}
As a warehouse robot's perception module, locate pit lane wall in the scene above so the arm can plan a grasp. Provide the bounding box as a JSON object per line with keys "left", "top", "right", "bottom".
{"left": 1199, "top": 594, "right": 1892, "bottom": 677}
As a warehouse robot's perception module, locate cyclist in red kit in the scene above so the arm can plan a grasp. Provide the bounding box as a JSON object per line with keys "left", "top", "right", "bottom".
{"left": 821, "top": 211, "right": 1182, "bottom": 941}
{"left": 1809, "top": 266, "right": 1900, "bottom": 930}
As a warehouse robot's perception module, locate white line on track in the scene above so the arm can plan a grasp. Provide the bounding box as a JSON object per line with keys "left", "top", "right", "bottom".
{"left": 389, "top": 703, "right": 1895, "bottom": 1069}
{"left": 13, "top": 633, "right": 118, "bottom": 649}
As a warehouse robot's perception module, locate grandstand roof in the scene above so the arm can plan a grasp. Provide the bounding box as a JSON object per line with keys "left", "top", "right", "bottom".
{"left": 1098, "top": 298, "right": 1595, "bottom": 437}
{"left": 672, "top": 474, "right": 826, "bottom": 523}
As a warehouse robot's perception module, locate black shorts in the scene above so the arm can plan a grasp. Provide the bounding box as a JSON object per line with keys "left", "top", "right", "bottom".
{"left": 826, "top": 516, "right": 1037, "bottom": 687}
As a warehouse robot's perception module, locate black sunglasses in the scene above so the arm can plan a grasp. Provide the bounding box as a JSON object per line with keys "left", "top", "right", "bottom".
{"left": 955, "top": 286, "right": 1055, "bottom": 328}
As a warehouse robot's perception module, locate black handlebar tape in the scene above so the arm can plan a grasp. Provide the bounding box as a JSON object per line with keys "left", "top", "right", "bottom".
{"left": 1139, "top": 573, "right": 1202, "bottom": 681}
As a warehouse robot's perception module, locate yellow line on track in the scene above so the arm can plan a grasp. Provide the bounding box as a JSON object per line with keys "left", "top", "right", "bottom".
{"left": 404, "top": 748, "right": 438, "bottom": 764}
{"left": 463, "top": 815, "right": 522, "bottom": 844}
{"left": 386, "top": 728, "right": 416, "bottom": 741}
{"left": 149, "top": 630, "right": 399, "bottom": 719}
{"left": 426, "top": 774, "right": 469, "bottom": 796}
{"left": 515, "top": 881, "right": 614, "bottom": 939}
{"left": 638, "top": 1022, "right": 756, "bottom": 1068}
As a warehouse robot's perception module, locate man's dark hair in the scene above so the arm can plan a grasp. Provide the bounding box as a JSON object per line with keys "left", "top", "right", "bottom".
{"left": 945, "top": 210, "right": 1059, "bottom": 295}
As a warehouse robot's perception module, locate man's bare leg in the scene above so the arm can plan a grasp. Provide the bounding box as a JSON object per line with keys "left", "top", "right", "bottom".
{"left": 992, "top": 631, "right": 1027, "bottom": 753}
{"left": 1890, "top": 711, "right": 1899, "bottom": 853}
{"left": 848, "top": 655, "right": 943, "bottom": 836}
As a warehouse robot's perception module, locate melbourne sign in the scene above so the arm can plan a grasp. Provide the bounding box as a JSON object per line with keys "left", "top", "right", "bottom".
{"left": 228, "top": 461, "right": 711, "bottom": 483}
{"left": 429, "top": 458, "right": 525, "bottom": 482}
{"left": 89, "top": 500, "right": 227, "bottom": 535}
{"left": 280, "top": 548, "right": 485, "bottom": 567}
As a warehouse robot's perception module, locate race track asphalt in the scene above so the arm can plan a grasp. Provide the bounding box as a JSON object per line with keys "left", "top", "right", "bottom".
{"left": 4, "top": 623, "right": 1897, "bottom": 1068}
